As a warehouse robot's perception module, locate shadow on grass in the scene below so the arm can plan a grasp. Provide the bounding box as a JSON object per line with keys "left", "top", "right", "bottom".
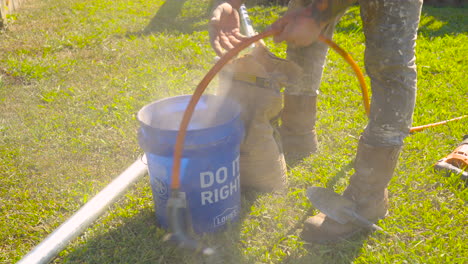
{"left": 291, "top": 234, "right": 369, "bottom": 264}
{"left": 334, "top": 5, "right": 467, "bottom": 38}
{"left": 127, "top": 0, "right": 288, "bottom": 37}
{"left": 418, "top": 6, "right": 468, "bottom": 38}
{"left": 63, "top": 191, "right": 262, "bottom": 264}
{"left": 63, "top": 162, "right": 371, "bottom": 263}
{"left": 128, "top": 1, "right": 466, "bottom": 38}
{"left": 280, "top": 161, "right": 370, "bottom": 263}
{"left": 127, "top": 0, "right": 212, "bottom": 37}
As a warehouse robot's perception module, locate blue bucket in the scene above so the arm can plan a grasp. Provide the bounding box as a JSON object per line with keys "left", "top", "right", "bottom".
{"left": 137, "top": 94, "right": 244, "bottom": 234}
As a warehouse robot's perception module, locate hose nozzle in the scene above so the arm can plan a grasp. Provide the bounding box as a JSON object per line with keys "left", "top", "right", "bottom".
{"left": 164, "top": 191, "right": 216, "bottom": 256}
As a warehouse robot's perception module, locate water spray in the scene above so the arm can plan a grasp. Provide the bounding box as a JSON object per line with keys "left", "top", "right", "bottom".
{"left": 165, "top": 5, "right": 467, "bottom": 253}
{"left": 164, "top": 5, "right": 373, "bottom": 254}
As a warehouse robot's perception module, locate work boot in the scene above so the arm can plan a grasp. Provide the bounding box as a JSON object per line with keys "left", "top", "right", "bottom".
{"left": 279, "top": 94, "right": 318, "bottom": 162}
{"left": 301, "top": 140, "right": 402, "bottom": 244}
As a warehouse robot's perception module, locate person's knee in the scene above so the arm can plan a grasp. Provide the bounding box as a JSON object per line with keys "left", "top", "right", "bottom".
{"left": 362, "top": 122, "right": 410, "bottom": 147}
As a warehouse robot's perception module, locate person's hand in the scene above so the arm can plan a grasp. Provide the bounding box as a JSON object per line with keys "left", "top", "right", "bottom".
{"left": 271, "top": 6, "right": 323, "bottom": 47}
{"left": 209, "top": 2, "right": 246, "bottom": 56}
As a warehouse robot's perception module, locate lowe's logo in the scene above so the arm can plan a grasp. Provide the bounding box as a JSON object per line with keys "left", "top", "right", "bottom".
{"left": 213, "top": 206, "right": 239, "bottom": 228}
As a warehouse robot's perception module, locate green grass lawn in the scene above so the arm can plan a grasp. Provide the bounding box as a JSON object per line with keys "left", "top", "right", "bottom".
{"left": 1, "top": 0, "right": 467, "bottom": 263}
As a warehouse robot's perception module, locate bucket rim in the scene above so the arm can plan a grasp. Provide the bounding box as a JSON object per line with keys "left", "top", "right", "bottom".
{"left": 137, "top": 94, "right": 241, "bottom": 133}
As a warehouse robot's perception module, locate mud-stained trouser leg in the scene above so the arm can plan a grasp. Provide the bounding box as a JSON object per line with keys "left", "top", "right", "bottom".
{"left": 280, "top": 0, "right": 343, "bottom": 160}
{"left": 285, "top": 0, "right": 340, "bottom": 96}
{"left": 360, "top": 0, "right": 422, "bottom": 147}
{"left": 347, "top": 0, "right": 423, "bottom": 219}
{"left": 301, "top": 0, "right": 423, "bottom": 244}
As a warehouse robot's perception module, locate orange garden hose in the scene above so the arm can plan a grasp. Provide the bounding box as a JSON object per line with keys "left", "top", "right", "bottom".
{"left": 170, "top": 29, "right": 466, "bottom": 190}
{"left": 318, "top": 35, "right": 370, "bottom": 117}
{"left": 409, "top": 115, "right": 467, "bottom": 133}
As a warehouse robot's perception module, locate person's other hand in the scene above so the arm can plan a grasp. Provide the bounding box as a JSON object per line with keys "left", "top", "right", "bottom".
{"left": 209, "top": 2, "right": 246, "bottom": 56}
{"left": 271, "top": 7, "right": 323, "bottom": 47}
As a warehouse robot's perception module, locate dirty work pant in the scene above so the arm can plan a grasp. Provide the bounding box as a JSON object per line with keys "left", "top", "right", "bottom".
{"left": 286, "top": 0, "right": 423, "bottom": 147}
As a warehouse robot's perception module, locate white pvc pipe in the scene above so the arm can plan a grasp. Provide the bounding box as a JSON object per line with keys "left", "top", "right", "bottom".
{"left": 17, "top": 155, "right": 148, "bottom": 264}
